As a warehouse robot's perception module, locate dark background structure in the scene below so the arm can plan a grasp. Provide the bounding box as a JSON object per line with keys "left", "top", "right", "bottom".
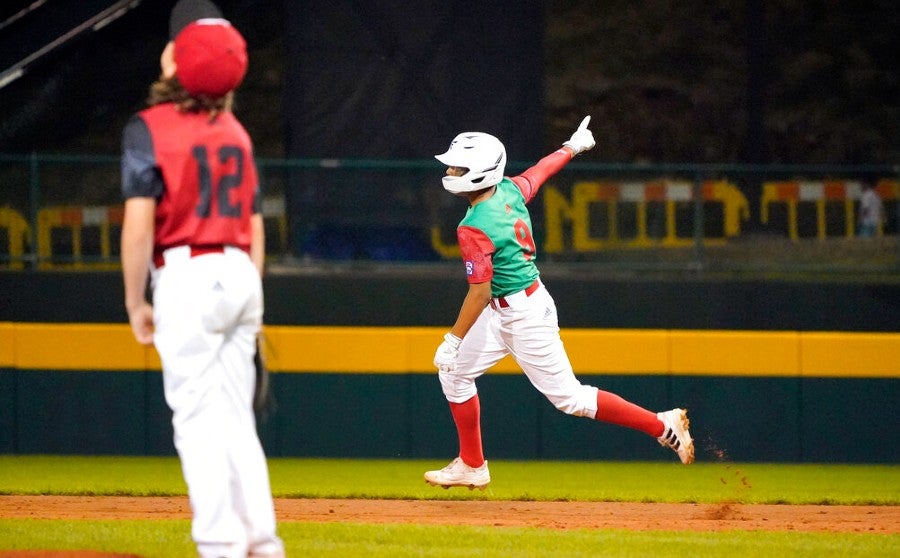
{"left": 1, "top": 0, "right": 897, "bottom": 164}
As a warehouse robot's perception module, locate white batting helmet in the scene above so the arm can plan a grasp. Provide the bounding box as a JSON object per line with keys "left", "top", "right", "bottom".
{"left": 435, "top": 132, "right": 507, "bottom": 194}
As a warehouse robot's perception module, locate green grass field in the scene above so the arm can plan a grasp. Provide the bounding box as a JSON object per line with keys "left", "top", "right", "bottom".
{"left": 0, "top": 456, "right": 897, "bottom": 557}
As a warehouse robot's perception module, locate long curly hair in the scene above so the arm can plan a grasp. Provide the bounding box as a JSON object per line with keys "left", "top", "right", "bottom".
{"left": 146, "top": 75, "right": 234, "bottom": 120}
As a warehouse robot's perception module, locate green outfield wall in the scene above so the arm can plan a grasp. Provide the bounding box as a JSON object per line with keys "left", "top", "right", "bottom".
{"left": 1, "top": 366, "right": 897, "bottom": 463}
{"left": 1, "top": 270, "right": 898, "bottom": 462}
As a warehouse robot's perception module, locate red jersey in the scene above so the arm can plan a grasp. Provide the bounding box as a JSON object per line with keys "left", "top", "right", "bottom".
{"left": 121, "top": 102, "right": 260, "bottom": 252}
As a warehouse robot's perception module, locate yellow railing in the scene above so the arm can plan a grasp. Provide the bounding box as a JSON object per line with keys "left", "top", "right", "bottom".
{"left": 432, "top": 179, "right": 750, "bottom": 257}
{"left": 36, "top": 205, "right": 123, "bottom": 269}
{"left": 0, "top": 206, "right": 30, "bottom": 269}
{"left": 2, "top": 154, "right": 897, "bottom": 267}
{"left": 22, "top": 199, "right": 288, "bottom": 270}
{"left": 761, "top": 179, "right": 899, "bottom": 240}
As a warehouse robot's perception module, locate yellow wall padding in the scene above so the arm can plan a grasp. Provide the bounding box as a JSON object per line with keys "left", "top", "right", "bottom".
{"left": 0, "top": 322, "right": 14, "bottom": 366}
{"left": 8, "top": 323, "right": 160, "bottom": 371}
{"left": 800, "top": 332, "right": 900, "bottom": 376}
{"left": 1, "top": 322, "right": 897, "bottom": 378}
{"left": 669, "top": 330, "right": 801, "bottom": 375}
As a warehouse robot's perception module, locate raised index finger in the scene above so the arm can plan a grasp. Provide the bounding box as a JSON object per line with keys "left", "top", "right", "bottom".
{"left": 577, "top": 115, "right": 591, "bottom": 131}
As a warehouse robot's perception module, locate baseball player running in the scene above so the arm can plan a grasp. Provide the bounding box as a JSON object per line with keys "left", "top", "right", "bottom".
{"left": 120, "top": 1, "right": 284, "bottom": 555}
{"left": 425, "top": 117, "right": 694, "bottom": 490}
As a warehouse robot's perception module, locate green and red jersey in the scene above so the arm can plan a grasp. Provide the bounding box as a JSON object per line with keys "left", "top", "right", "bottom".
{"left": 457, "top": 148, "right": 572, "bottom": 297}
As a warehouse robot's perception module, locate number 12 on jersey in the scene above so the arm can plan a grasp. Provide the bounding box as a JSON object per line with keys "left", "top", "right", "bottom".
{"left": 192, "top": 145, "right": 245, "bottom": 218}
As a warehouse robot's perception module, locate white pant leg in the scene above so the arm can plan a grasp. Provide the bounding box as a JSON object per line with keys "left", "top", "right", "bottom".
{"left": 153, "top": 249, "right": 283, "bottom": 558}
{"left": 440, "top": 304, "right": 509, "bottom": 402}
{"left": 215, "top": 315, "right": 283, "bottom": 558}
{"left": 500, "top": 286, "right": 599, "bottom": 418}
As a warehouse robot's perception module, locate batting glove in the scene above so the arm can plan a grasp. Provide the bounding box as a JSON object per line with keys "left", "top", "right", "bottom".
{"left": 433, "top": 332, "right": 463, "bottom": 373}
{"left": 562, "top": 115, "right": 596, "bottom": 156}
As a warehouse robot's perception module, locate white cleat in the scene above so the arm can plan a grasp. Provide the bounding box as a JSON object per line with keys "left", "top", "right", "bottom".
{"left": 657, "top": 408, "right": 695, "bottom": 464}
{"left": 424, "top": 457, "right": 491, "bottom": 490}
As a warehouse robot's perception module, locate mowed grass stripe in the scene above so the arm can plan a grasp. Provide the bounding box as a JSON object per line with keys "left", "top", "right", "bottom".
{"left": 0, "top": 456, "right": 897, "bottom": 505}
{"left": 0, "top": 518, "right": 897, "bottom": 558}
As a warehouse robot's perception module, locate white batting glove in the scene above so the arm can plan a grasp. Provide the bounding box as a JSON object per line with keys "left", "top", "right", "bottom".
{"left": 433, "top": 332, "right": 463, "bottom": 373}
{"left": 562, "top": 115, "right": 596, "bottom": 156}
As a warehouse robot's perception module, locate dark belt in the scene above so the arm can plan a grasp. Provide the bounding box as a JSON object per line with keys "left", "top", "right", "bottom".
{"left": 494, "top": 279, "right": 540, "bottom": 309}
{"left": 153, "top": 245, "right": 226, "bottom": 268}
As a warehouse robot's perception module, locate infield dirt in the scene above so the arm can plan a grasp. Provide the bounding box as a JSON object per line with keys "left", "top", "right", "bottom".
{"left": 1, "top": 495, "right": 898, "bottom": 534}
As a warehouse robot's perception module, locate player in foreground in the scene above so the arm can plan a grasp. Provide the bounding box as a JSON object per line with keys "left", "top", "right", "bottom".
{"left": 425, "top": 117, "right": 694, "bottom": 490}
{"left": 120, "top": 0, "right": 284, "bottom": 555}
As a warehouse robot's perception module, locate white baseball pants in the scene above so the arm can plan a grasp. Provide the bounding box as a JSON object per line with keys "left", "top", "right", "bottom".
{"left": 152, "top": 246, "right": 284, "bottom": 558}
{"left": 440, "top": 281, "right": 599, "bottom": 418}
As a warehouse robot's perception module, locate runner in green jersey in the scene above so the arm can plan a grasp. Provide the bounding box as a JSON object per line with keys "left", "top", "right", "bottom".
{"left": 458, "top": 175, "right": 540, "bottom": 298}
{"left": 425, "top": 117, "right": 695, "bottom": 490}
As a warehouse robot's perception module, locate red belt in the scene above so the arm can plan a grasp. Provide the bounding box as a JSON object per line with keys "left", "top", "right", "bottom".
{"left": 153, "top": 245, "right": 226, "bottom": 268}
{"left": 494, "top": 280, "right": 540, "bottom": 309}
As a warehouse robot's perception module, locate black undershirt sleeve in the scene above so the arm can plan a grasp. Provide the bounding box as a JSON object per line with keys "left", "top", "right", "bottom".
{"left": 121, "top": 114, "right": 164, "bottom": 199}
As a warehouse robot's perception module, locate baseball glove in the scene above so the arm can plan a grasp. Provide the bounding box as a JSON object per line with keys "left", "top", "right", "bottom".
{"left": 253, "top": 334, "right": 276, "bottom": 421}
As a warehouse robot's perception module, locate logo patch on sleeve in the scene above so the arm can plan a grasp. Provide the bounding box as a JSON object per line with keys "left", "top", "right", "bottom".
{"left": 465, "top": 261, "right": 474, "bottom": 276}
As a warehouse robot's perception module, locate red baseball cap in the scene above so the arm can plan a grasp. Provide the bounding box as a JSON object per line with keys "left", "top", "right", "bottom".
{"left": 174, "top": 18, "right": 247, "bottom": 98}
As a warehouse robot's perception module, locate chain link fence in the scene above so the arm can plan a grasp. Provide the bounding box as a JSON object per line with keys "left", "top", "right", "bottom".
{"left": 1, "top": 153, "right": 898, "bottom": 274}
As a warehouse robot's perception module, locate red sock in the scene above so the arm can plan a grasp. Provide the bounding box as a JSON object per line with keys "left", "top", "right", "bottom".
{"left": 449, "top": 395, "right": 485, "bottom": 467}
{"left": 595, "top": 390, "right": 664, "bottom": 437}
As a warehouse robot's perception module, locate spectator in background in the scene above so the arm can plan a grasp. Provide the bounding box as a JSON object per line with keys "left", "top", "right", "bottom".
{"left": 857, "top": 181, "right": 885, "bottom": 238}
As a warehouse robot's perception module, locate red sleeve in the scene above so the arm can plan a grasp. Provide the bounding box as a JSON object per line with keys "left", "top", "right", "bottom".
{"left": 457, "top": 225, "right": 494, "bottom": 284}
{"left": 510, "top": 148, "right": 573, "bottom": 203}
